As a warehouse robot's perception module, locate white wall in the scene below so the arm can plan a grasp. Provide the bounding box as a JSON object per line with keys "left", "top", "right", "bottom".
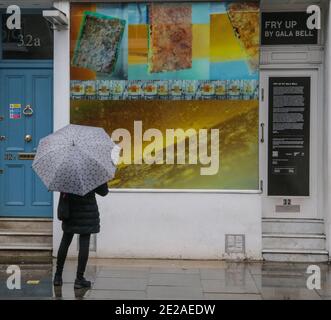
{"left": 52, "top": 0, "right": 331, "bottom": 262}
{"left": 52, "top": 0, "right": 263, "bottom": 260}
{"left": 324, "top": 1, "right": 331, "bottom": 259}
{"left": 53, "top": 0, "right": 70, "bottom": 258}
{"left": 97, "top": 193, "right": 262, "bottom": 260}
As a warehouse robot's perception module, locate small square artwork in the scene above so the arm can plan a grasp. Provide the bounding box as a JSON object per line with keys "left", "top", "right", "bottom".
{"left": 148, "top": 3, "right": 192, "bottom": 73}
{"left": 72, "top": 12, "right": 126, "bottom": 74}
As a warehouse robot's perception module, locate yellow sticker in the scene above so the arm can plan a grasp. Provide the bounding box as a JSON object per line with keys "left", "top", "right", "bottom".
{"left": 10, "top": 104, "right": 21, "bottom": 108}
{"left": 27, "top": 280, "right": 40, "bottom": 285}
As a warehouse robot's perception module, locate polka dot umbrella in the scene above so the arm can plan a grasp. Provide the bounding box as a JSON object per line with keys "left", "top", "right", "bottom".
{"left": 32, "top": 124, "right": 121, "bottom": 196}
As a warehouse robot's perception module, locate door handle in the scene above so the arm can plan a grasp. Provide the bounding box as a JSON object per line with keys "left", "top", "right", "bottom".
{"left": 24, "top": 134, "right": 32, "bottom": 142}
{"left": 23, "top": 105, "right": 33, "bottom": 116}
{"left": 260, "top": 123, "right": 265, "bottom": 143}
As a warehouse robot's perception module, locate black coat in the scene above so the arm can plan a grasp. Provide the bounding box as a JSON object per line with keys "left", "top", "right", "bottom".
{"left": 58, "top": 183, "right": 109, "bottom": 235}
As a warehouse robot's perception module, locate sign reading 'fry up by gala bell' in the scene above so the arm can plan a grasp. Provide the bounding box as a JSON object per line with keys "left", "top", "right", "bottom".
{"left": 261, "top": 11, "right": 318, "bottom": 45}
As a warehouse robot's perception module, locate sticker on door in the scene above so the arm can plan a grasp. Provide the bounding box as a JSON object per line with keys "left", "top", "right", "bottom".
{"left": 9, "top": 104, "right": 21, "bottom": 119}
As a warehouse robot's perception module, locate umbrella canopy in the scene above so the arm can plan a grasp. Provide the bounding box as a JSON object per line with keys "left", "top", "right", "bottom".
{"left": 32, "top": 124, "right": 121, "bottom": 196}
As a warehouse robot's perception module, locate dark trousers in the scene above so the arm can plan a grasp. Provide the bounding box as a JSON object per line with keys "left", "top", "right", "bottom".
{"left": 56, "top": 232, "right": 91, "bottom": 280}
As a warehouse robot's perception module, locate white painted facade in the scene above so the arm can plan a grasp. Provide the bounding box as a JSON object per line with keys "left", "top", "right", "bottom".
{"left": 324, "top": 0, "right": 331, "bottom": 257}
{"left": 51, "top": 0, "right": 263, "bottom": 260}
{"left": 3, "top": 0, "right": 330, "bottom": 261}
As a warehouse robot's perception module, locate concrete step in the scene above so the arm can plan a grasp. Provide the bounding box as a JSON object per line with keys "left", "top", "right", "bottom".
{"left": 262, "top": 233, "right": 326, "bottom": 250}
{"left": 262, "top": 218, "right": 324, "bottom": 234}
{"left": 0, "top": 243, "right": 52, "bottom": 250}
{"left": 0, "top": 231, "right": 52, "bottom": 246}
{"left": 0, "top": 218, "right": 52, "bottom": 232}
{"left": 259, "top": 262, "right": 329, "bottom": 274}
{"left": 0, "top": 244, "right": 52, "bottom": 264}
{"left": 0, "top": 218, "right": 53, "bottom": 263}
{"left": 262, "top": 249, "right": 329, "bottom": 262}
{"left": 0, "top": 264, "right": 52, "bottom": 272}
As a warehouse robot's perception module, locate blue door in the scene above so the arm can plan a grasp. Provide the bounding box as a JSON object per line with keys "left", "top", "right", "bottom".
{"left": 0, "top": 67, "right": 53, "bottom": 217}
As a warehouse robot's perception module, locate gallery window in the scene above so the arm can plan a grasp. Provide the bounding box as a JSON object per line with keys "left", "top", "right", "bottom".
{"left": 70, "top": 2, "right": 260, "bottom": 190}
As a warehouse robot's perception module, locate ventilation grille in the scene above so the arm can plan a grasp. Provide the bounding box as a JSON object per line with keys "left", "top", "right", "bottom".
{"left": 225, "top": 234, "right": 245, "bottom": 254}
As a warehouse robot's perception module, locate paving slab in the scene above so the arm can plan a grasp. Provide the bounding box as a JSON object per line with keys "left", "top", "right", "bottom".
{"left": 93, "top": 277, "right": 148, "bottom": 291}
{"left": 97, "top": 269, "right": 149, "bottom": 279}
{"left": 149, "top": 273, "right": 201, "bottom": 287}
{"left": 260, "top": 287, "right": 321, "bottom": 300}
{"left": 89, "top": 289, "right": 147, "bottom": 300}
{"left": 147, "top": 285, "right": 203, "bottom": 300}
{"left": 204, "top": 293, "right": 262, "bottom": 300}
{"left": 150, "top": 267, "right": 200, "bottom": 274}
{"left": 202, "top": 278, "right": 259, "bottom": 294}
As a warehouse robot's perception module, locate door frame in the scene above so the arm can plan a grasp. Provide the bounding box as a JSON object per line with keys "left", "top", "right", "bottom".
{"left": 259, "top": 65, "right": 324, "bottom": 219}
{"left": 0, "top": 10, "right": 54, "bottom": 217}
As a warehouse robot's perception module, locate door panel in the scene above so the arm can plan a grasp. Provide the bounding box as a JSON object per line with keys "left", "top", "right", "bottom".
{"left": 32, "top": 75, "right": 53, "bottom": 153}
{"left": 6, "top": 74, "right": 26, "bottom": 152}
{"left": 5, "top": 164, "right": 25, "bottom": 206}
{"left": 0, "top": 67, "right": 53, "bottom": 217}
{"left": 260, "top": 69, "right": 320, "bottom": 219}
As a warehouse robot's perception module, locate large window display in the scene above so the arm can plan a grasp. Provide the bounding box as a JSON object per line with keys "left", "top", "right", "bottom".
{"left": 70, "top": 2, "right": 260, "bottom": 190}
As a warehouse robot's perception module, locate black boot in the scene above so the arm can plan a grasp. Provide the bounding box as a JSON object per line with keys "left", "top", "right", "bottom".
{"left": 53, "top": 274, "right": 63, "bottom": 287}
{"left": 74, "top": 277, "right": 91, "bottom": 289}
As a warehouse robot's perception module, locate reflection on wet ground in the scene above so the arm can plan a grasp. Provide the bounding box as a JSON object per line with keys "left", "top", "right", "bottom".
{"left": 0, "top": 259, "right": 330, "bottom": 300}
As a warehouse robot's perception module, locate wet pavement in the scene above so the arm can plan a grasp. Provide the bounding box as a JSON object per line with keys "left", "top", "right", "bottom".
{"left": 0, "top": 259, "right": 330, "bottom": 300}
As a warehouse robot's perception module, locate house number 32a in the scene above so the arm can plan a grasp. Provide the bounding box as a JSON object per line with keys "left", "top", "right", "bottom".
{"left": 17, "top": 34, "right": 41, "bottom": 47}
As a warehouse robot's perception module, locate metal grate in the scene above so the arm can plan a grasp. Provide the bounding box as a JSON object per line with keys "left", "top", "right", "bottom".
{"left": 225, "top": 234, "right": 245, "bottom": 254}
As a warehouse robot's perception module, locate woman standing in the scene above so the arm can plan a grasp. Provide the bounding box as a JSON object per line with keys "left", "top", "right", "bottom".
{"left": 53, "top": 182, "right": 109, "bottom": 289}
